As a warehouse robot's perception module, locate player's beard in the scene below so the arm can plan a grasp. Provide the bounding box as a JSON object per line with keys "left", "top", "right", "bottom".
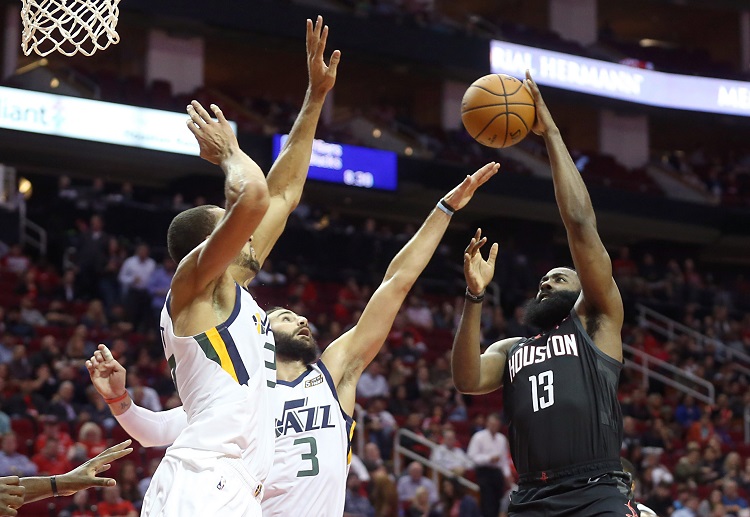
{"left": 522, "top": 290, "right": 580, "bottom": 332}
{"left": 275, "top": 331, "right": 320, "bottom": 365}
{"left": 235, "top": 249, "right": 260, "bottom": 275}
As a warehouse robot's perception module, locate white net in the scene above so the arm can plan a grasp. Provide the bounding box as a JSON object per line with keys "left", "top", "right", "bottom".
{"left": 20, "top": 0, "right": 121, "bottom": 57}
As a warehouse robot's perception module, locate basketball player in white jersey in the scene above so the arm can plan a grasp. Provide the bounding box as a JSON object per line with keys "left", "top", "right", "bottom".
{"left": 88, "top": 15, "right": 341, "bottom": 516}
{"left": 87, "top": 162, "right": 499, "bottom": 516}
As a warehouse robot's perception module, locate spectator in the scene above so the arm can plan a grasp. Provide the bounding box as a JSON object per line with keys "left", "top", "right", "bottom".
{"left": 59, "top": 490, "right": 96, "bottom": 517}
{"left": 397, "top": 462, "right": 438, "bottom": 506}
{"left": 32, "top": 437, "right": 72, "bottom": 475}
{"left": 118, "top": 460, "right": 143, "bottom": 509}
{"left": 96, "top": 485, "right": 138, "bottom": 517}
{"left": 0, "top": 244, "right": 30, "bottom": 275}
{"left": 344, "top": 471, "right": 375, "bottom": 517}
{"left": 138, "top": 457, "right": 161, "bottom": 499}
{"left": 430, "top": 477, "right": 481, "bottom": 517}
{"left": 34, "top": 414, "right": 74, "bottom": 458}
{"left": 68, "top": 422, "right": 107, "bottom": 464}
{"left": 430, "top": 429, "right": 473, "bottom": 476}
{"left": 675, "top": 394, "right": 702, "bottom": 428}
{"left": 18, "top": 295, "right": 46, "bottom": 327}
{"left": 365, "top": 397, "right": 397, "bottom": 458}
{"left": 146, "top": 256, "right": 175, "bottom": 323}
{"left": 127, "top": 370, "right": 162, "bottom": 412}
{"left": 370, "top": 466, "right": 399, "bottom": 517}
{"left": 358, "top": 362, "right": 390, "bottom": 399}
{"left": 49, "top": 380, "right": 79, "bottom": 424}
{"left": 721, "top": 479, "right": 748, "bottom": 516}
{"left": 80, "top": 299, "right": 108, "bottom": 330}
{"left": 674, "top": 441, "right": 704, "bottom": 486}
{"left": 118, "top": 243, "right": 156, "bottom": 332}
{"left": 0, "top": 432, "right": 38, "bottom": 476}
{"left": 673, "top": 494, "right": 701, "bottom": 517}
{"left": 686, "top": 407, "right": 717, "bottom": 447}
{"left": 404, "top": 294, "right": 434, "bottom": 331}
{"left": 466, "top": 413, "right": 512, "bottom": 517}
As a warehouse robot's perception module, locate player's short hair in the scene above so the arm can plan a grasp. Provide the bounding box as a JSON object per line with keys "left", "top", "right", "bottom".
{"left": 167, "top": 205, "right": 220, "bottom": 263}
{"left": 266, "top": 307, "right": 286, "bottom": 317}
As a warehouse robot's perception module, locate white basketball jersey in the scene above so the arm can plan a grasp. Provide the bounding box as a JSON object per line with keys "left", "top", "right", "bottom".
{"left": 261, "top": 360, "right": 355, "bottom": 517}
{"left": 159, "top": 283, "right": 277, "bottom": 482}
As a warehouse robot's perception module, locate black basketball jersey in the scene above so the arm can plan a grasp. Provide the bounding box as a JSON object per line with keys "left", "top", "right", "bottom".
{"left": 502, "top": 310, "right": 623, "bottom": 481}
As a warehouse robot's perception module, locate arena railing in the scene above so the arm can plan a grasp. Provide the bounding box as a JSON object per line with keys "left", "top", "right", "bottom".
{"left": 622, "top": 343, "right": 715, "bottom": 405}
{"left": 393, "top": 428, "right": 479, "bottom": 494}
{"left": 636, "top": 303, "right": 750, "bottom": 378}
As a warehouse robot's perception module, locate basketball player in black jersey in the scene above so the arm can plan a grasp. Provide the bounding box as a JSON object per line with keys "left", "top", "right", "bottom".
{"left": 452, "top": 70, "right": 639, "bottom": 517}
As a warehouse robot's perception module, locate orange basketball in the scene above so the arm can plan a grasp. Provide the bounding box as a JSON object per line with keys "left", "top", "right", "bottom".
{"left": 461, "top": 74, "right": 536, "bottom": 148}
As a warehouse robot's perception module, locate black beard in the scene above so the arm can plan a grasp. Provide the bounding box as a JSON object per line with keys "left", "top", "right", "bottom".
{"left": 274, "top": 331, "right": 319, "bottom": 365}
{"left": 522, "top": 290, "right": 580, "bottom": 331}
{"left": 235, "top": 251, "right": 260, "bottom": 274}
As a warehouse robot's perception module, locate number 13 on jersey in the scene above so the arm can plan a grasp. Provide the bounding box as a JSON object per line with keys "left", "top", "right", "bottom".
{"left": 529, "top": 370, "right": 554, "bottom": 412}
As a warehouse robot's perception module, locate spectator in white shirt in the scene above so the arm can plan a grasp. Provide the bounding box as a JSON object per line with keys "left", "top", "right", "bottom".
{"left": 467, "top": 413, "right": 512, "bottom": 517}
{"left": 404, "top": 295, "right": 434, "bottom": 331}
{"left": 118, "top": 243, "right": 156, "bottom": 332}
{"left": 396, "top": 461, "right": 438, "bottom": 505}
{"left": 430, "top": 429, "right": 474, "bottom": 476}
{"left": 357, "top": 362, "right": 390, "bottom": 399}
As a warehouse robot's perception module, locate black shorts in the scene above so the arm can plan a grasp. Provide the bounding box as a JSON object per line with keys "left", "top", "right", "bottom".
{"left": 509, "top": 472, "right": 640, "bottom": 517}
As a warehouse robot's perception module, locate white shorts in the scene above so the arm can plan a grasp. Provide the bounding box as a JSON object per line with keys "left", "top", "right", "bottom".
{"left": 141, "top": 454, "right": 264, "bottom": 517}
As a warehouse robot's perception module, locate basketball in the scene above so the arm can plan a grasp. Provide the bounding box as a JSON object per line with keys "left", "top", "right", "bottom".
{"left": 461, "top": 73, "right": 536, "bottom": 149}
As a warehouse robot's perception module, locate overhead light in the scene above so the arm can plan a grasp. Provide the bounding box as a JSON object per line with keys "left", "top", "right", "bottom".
{"left": 372, "top": 128, "right": 382, "bottom": 138}
{"left": 50, "top": 77, "right": 60, "bottom": 88}
{"left": 18, "top": 177, "right": 32, "bottom": 200}
{"left": 405, "top": 146, "right": 413, "bottom": 156}
{"left": 639, "top": 38, "right": 677, "bottom": 48}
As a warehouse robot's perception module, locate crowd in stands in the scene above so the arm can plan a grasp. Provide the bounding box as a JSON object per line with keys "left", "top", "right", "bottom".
{"left": 0, "top": 178, "right": 745, "bottom": 516}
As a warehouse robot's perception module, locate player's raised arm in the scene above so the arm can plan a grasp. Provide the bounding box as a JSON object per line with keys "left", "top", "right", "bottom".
{"left": 252, "top": 15, "right": 340, "bottom": 266}
{"left": 180, "top": 101, "right": 270, "bottom": 292}
{"left": 86, "top": 344, "right": 187, "bottom": 447}
{"left": 451, "top": 229, "right": 519, "bottom": 394}
{"left": 322, "top": 162, "right": 499, "bottom": 414}
{"left": 525, "top": 71, "right": 623, "bottom": 359}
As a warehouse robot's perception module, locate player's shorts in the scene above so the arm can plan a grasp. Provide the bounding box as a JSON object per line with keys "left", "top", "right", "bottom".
{"left": 141, "top": 454, "right": 264, "bottom": 517}
{"left": 509, "top": 471, "right": 640, "bottom": 517}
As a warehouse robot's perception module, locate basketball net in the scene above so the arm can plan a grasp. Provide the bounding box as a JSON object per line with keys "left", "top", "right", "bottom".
{"left": 20, "top": 0, "right": 121, "bottom": 57}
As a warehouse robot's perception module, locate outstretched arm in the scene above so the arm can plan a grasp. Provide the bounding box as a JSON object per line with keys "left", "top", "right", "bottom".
{"left": 177, "top": 101, "right": 270, "bottom": 294}
{"left": 86, "top": 344, "right": 187, "bottom": 447}
{"left": 525, "top": 71, "right": 623, "bottom": 359}
{"left": 451, "top": 229, "right": 519, "bottom": 394}
{"left": 20, "top": 440, "right": 133, "bottom": 506}
{"left": 322, "top": 163, "right": 500, "bottom": 414}
{"left": 252, "top": 16, "right": 341, "bottom": 266}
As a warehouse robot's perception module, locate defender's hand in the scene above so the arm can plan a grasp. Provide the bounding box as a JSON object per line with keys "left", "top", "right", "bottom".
{"left": 57, "top": 440, "right": 133, "bottom": 496}
{"left": 306, "top": 15, "right": 341, "bottom": 99}
{"left": 464, "top": 228, "right": 498, "bottom": 295}
{"left": 443, "top": 162, "right": 500, "bottom": 212}
{"left": 186, "top": 101, "right": 239, "bottom": 165}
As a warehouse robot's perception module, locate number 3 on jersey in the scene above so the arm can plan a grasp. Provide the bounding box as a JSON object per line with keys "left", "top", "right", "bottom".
{"left": 529, "top": 370, "right": 554, "bottom": 412}
{"left": 294, "top": 437, "right": 319, "bottom": 477}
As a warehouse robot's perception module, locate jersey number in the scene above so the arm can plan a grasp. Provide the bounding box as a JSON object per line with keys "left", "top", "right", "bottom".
{"left": 294, "top": 437, "right": 319, "bottom": 477}
{"left": 529, "top": 370, "right": 554, "bottom": 412}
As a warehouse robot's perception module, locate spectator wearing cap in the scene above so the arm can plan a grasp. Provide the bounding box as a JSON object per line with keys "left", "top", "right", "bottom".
{"left": 34, "top": 414, "right": 73, "bottom": 457}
